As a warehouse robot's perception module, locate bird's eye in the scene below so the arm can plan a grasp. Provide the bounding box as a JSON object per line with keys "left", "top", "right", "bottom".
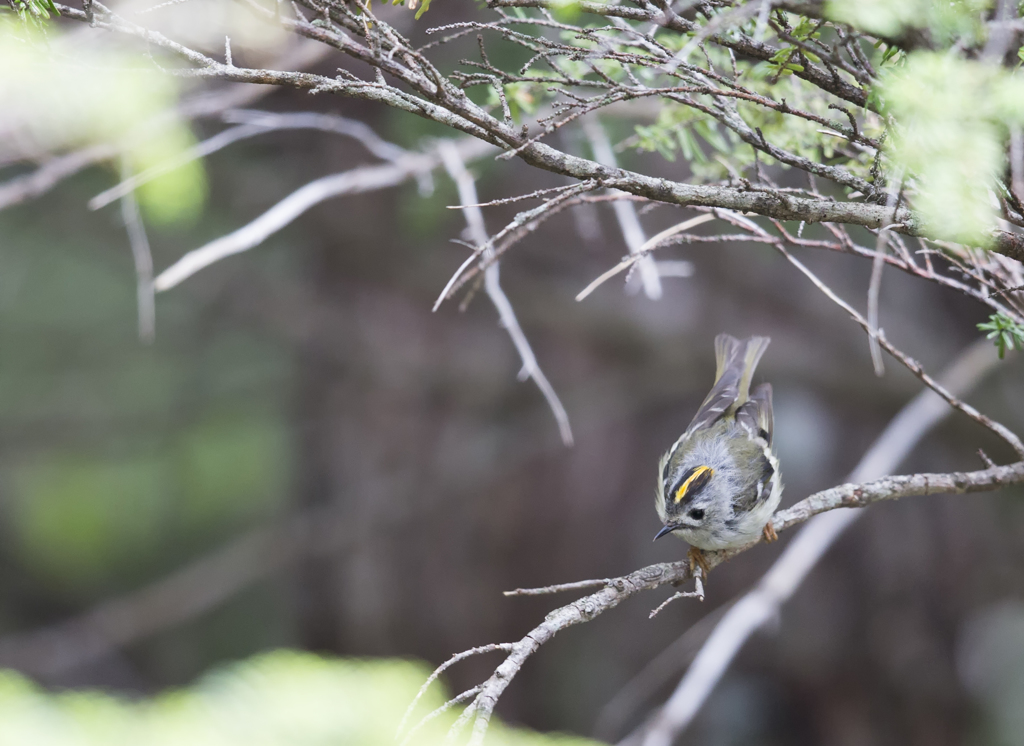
{"left": 688, "top": 508, "right": 705, "bottom": 521}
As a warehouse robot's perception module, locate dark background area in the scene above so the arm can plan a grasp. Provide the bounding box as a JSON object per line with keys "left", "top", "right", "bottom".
{"left": 1, "top": 9, "right": 1024, "bottom": 745}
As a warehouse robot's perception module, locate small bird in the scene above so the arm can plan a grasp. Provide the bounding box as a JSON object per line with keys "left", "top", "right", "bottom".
{"left": 654, "top": 334, "right": 782, "bottom": 577}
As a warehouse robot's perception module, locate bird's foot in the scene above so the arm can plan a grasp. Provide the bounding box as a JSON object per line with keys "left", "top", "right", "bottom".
{"left": 762, "top": 521, "right": 778, "bottom": 543}
{"left": 687, "top": 546, "right": 711, "bottom": 578}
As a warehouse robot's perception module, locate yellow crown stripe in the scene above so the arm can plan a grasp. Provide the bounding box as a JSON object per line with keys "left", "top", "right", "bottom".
{"left": 674, "top": 465, "right": 713, "bottom": 503}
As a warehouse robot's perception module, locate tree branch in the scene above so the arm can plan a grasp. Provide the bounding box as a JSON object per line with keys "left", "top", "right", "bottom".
{"left": 54, "top": 3, "right": 1024, "bottom": 264}
{"left": 441, "top": 458, "right": 1024, "bottom": 744}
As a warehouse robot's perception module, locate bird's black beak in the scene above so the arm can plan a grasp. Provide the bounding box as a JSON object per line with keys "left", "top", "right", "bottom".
{"left": 653, "top": 525, "right": 676, "bottom": 542}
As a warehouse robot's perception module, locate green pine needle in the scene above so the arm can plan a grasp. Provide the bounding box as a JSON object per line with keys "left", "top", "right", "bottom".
{"left": 978, "top": 311, "right": 1024, "bottom": 359}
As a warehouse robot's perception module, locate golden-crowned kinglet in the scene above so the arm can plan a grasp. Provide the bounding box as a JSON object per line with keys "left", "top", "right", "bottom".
{"left": 654, "top": 334, "right": 782, "bottom": 576}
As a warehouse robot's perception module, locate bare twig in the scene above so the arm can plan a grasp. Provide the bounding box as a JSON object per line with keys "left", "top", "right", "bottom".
{"left": 433, "top": 180, "right": 601, "bottom": 308}
{"left": 575, "top": 213, "right": 715, "bottom": 301}
{"left": 776, "top": 244, "right": 1024, "bottom": 458}
{"left": 649, "top": 568, "right": 704, "bottom": 618}
{"left": 154, "top": 138, "right": 495, "bottom": 291}
{"left": 445, "top": 183, "right": 584, "bottom": 209}
{"left": 439, "top": 141, "right": 574, "bottom": 446}
{"left": 504, "top": 578, "right": 614, "bottom": 596}
{"left": 401, "top": 687, "right": 482, "bottom": 746}
{"left": 398, "top": 644, "right": 513, "bottom": 738}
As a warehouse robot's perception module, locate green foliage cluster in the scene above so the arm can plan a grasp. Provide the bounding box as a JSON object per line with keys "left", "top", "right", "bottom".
{"left": 631, "top": 45, "right": 882, "bottom": 184}
{"left": 2, "top": 0, "right": 58, "bottom": 23}
{"left": 826, "top": 0, "right": 990, "bottom": 43}
{"left": 624, "top": 1, "right": 1024, "bottom": 247}
{"left": 764, "top": 18, "right": 823, "bottom": 78}
{"left": 880, "top": 52, "right": 1024, "bottom": 242}
{"left": 0, "top": 651, "right": 598, "bottom": 746}
{"left": 978, "top": 311, "right": 1024, "bottom": 359}
{"left": 634, "top": 107, "right": 733, "bottom": 172}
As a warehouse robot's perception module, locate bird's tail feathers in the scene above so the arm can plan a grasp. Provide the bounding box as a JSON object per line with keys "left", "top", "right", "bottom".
{"left": 714, "top": 333, "right": 770, "bottom": 406}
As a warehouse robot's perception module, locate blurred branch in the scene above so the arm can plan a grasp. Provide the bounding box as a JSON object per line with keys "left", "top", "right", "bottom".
{"left": 154, "top": 137, "right": 496, "bottom": 292}
{"left": 581, "top": 118, "right": 662, "bottom": 300}
{"left": 0, "top": 145, "right": 116, "bottom": 212}
{"left": 0, "top": 506, "right": 340, "bottom": 679}
{"left": 628, "top": 337, "right": 1006, "bottom": 746}
{"left": 119, "top": 157, "right": 155, "bottom": 343}
{"left": 0, "top": 41, "right": 329, "bottom": 214}
{"left": 867, "top": 174, "right": 904, "bottom": 377}
{"left": 90, "top": 110, "right": 416, "bottom": 211}
{"left": 594, "top": 602, "right": 733, "bottom": 741}
{"left": 439, "top": 141, "right": 574, "bottom": 447}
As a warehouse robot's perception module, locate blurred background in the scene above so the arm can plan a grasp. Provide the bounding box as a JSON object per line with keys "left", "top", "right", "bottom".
{"left": 2, "top": 6, "right": 1024, "bottom": 745}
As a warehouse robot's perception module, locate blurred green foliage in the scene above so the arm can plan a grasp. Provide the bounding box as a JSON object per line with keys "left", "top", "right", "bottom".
{"left": 11, "top": 455, "right": 169, "bottom": 591}
{"left": 0, "top": 184, "right": 293, "bottom": 601}
{"left": 9, "top": 410, "right": 289, "bottom": 595}
{"left": 0, "top": 651, "right": 599, "bottom": 746}
{"left": 880, "top": 52, "right": 1024, "bottom": 243}
{"left": 2, "top": 0, "right": 58, "bottom": 22}
{"left": 0, "top": 20, "right": 206, "bottom": 224}
{"left": 825, "top": 0, "right": 989, "bottom": 42}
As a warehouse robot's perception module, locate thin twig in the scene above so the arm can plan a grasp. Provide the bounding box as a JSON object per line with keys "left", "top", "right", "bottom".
{"left": 439, "top": 141, "right": 574, "bottom": 446}
{"left": 775, "top": 244, "right": 1024, "bottom": 458}
{"left": 582, "top": 118, "right": 662, "bottom": 299}
{"left": 505, "top": 578, "right": 614, "bottom": 596}
{"left": 119, "top": 156, "right": 156, "bottom": 342}
{"left": 444, "top": 182, "right": 584, "bottom": 209}
{"left": 401, "top": 686, "right": 483, "bottom": 746}
{"left": 154, "top": 138, "right": 495, "bottom": 292}
{"left": 398, "top": 644, "right": 513, "bottom": 738}
{"left": 649, "top": 567, "right": 704, "bottom": 618}
{"left": 575, "top": 213, "right": 716, "bottom": 301}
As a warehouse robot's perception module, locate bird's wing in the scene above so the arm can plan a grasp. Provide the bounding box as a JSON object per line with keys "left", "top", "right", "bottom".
{"left": 734, "top": 383, "right": 773, "bottom": 446}
{"left": 732, "top": 446, "right": 777, "bottom": 513}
